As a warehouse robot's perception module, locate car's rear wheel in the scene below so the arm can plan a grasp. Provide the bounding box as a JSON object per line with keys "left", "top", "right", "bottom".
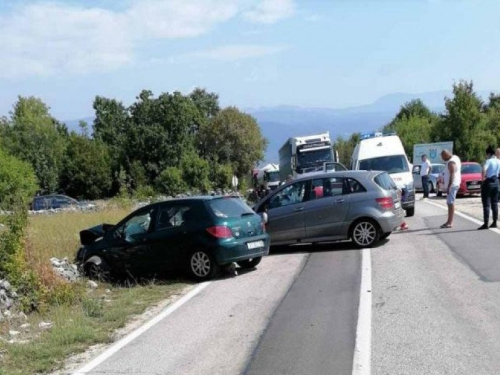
{"left": 237, "top": 257, "right": 262, "bottom": 269}
{"left": 351, "top": 220, "right": 380, "bottom": 248}
{"left": 188, "top": 250, "right": 219, "bottom": 281}
{"left": 406, "top": 207, "right": 415, "bottom": 217}
{"left": 84, "top": 256, "right": 110, "bottom": 281}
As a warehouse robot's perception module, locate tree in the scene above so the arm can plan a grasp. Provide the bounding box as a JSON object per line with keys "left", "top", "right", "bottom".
{"left": 189, "top": 88, "right": 220, "bottom": 121}
{"left": 198, "top": 107, "right": 267, "bottom": 178}
{"left": 437, "top": 81, "right": 495, "bottom": 161}
{"left": 126, "top": 90, "right": 202, "bottom": 183}
{"left": 3, "top": 97, "right": 66, "bottom": 193}
{"left": 386, "top": 115, "right": 435, "bottom": 160}
{"left": 155, "top": 167, "right": 187, "bottom": 196}
{"left": 0, "top": 147, "right": 38, "bottom": 209}
{"left": 335, "top": 133, "right": 360, "bottom": 168}
{"left": 59, "top": 134, "right": 112, "bottom": 199}
{"left": 180, "top": 152, "right": 211, "bottom": 193}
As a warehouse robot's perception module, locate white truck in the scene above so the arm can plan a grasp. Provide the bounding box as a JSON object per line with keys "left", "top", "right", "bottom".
{"left": 352, "top": 132, "right": 415, "bottom": 217}
{"left": 279, "top": 131, "right": 338, "bottom": 181}
{"left": 256, "top": 164, "right": 280, "bottom": 191}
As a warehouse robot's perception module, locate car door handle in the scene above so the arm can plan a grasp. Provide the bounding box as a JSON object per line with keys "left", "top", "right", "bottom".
{"left": 294, "top": 206, "right": 304, "bottom": 211}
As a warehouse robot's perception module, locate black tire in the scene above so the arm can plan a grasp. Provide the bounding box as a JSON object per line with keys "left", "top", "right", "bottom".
{"left": 188, "top": 250, "right": 219, "bottom": 282}
{"left": 84, "top": 256, "right": 110, "bottom": 281}
{"left": 437, "top": 191, "right": 443, "bottom": 197}
{"left": 380, "top": 232, "right": 391, "bottom": 240}
{"left": 406, "top": 207, "right": 415, "bottom": 217}
{"left": 351, "top": 220, "right": 380, "bottom": 248}
{"left": 237, "top": 257, "right": 262, "bottom": 269}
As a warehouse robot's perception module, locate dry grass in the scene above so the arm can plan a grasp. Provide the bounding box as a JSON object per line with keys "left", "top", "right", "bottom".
{"left": 0, "top": 206, "right": 190, "bottom": 375}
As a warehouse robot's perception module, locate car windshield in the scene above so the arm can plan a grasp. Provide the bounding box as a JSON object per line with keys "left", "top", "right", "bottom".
{"left": 359, "top": 155, "right": 409, "bottom": 174}
{"left": 209, "top": 197, "right": 254, "bottom": 218}
{"left": 297, "top": 148, "right": 333, "bottom": 167}
{"left": 431, "top": 165, "right": 445, "bottom": 174}
{"left": 461, "top": 163, "right": 482, "bottom": 174}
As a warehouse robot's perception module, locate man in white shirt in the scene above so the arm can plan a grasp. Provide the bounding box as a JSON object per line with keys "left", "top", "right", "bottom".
{"left": 420, "top": 154, "right": 432, "bottom": 199}
{"left": 440, "top": 150, "right": 461, "bottom": 228}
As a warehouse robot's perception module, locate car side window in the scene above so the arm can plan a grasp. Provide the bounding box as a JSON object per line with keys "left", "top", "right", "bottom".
{"left": 311, "top": 177, "right": 344, "bottom": 200}
{"left": 119, "top": 208, "right": 154, "bottom": 242}
{"left": 268, "top": 181, "right": 307, "bottom": 209}
{"left": 156, "top": 205, "right": 192, "bottom": 231}
{"left": 346, "top": 178, "right": 366, "bottom": 194}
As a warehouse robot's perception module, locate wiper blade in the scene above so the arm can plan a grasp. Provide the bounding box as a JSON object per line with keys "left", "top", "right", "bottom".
{"left": 241, "top": 212, "right": 254, "bottom": 217}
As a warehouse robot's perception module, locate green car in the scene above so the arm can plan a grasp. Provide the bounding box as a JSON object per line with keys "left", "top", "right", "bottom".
{"left": 76, "top": 196, "right": 270, "bottom": 281}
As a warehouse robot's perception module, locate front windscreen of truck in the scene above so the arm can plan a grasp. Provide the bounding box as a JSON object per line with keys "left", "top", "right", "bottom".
{"left": 359, "top": 155, "right": 409, "bottom": 174}
{"left": 265, "top": 171, "right": 280, "bottom": 183}
{"left": 297, "top": 147, "right": 333, "bottom": 171}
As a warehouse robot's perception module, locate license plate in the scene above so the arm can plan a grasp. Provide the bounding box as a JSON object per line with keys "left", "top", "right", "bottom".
{"left": 247, "top": 240, "right": 264, "bottom": 250}
{"left": 394, "top": 202, "right": 401, "bottom": 209}
{"left": 468, "top": 184, "right": 480, "bottom": 189}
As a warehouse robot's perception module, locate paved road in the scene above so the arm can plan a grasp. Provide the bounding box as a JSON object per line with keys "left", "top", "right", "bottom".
{"left": 75, "top": 200, "right": 500, "bottom": 375}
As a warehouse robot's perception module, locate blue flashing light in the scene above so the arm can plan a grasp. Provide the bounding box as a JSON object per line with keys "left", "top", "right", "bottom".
{"left": 361, "top": 131, "right": 397, "bottom": 140}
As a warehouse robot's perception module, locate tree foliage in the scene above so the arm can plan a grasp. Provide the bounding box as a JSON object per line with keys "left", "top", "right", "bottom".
{"left": 334, "top": 133, "right": 360, "bottom": 168}
{"left": 59, "top": 133, "right": 112, "bottom": 199}
{"left": 198, "top": 107, "right": 267, "bottom": 178}
{"left": 2, "top": 97, "right": 66, "bottom": 193}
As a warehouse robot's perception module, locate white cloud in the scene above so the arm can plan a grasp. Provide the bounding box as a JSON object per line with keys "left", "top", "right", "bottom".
{"left": 243, "top": 0, "right": 295, "bottom": 24}
{"left": 0, "top": 0, "right": 241, "bottom": 78}
{"left": 181, "top": 44, "right": 289, "bottom": 62}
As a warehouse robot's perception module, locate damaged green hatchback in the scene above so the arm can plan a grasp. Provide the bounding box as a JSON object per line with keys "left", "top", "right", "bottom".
{"left": 76, "top": 196, "right": 270, "bottom": 281}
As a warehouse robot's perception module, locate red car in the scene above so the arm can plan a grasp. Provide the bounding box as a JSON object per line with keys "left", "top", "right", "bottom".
{"left": 437, "top": 162, "right": 482, "bottom": 196}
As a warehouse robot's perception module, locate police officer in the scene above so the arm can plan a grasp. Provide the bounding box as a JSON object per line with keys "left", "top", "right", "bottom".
{"left": 478, "top": 145, "right": 500, "bottom": 230}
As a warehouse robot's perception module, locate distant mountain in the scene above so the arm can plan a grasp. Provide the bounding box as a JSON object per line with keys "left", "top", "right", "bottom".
{"left": 64, "top": 90, "right": 496, "bottom": 164}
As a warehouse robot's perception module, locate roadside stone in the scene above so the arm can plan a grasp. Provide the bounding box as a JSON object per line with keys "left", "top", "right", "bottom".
{"left": 20, "top": 323, "right": 30, "bottom": 329}
{"left": 9, "top": 330, "right": 20, "bottom": 336}
{"left": 87, "top": 280, "right": 98, "bottom": 289}
{"left": 51, "top": 257, "right": 81, "bottom": 282}
{"left": 105, "top": 289, "right": 111, "bottom": 294}
{"left": 0, "top": 279, "right": 17, "bottom": 313}
{"left": 39, "top": 321, "right": 53, "bottom": 330}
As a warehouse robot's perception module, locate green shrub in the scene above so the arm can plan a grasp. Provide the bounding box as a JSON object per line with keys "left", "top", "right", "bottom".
{"left": 82, "top": 297, "right": 104, "bottom": 318}
{"left": 155, "top": 167, "right": 187, "bottom": 196}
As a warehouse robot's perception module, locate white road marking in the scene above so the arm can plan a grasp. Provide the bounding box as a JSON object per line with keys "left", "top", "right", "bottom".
{"left": 352, "top": 248, "right": 372, "bottom": 375}
{"left": 73, "top": 282, "right": 211, "bottom": 375}
{"left": 424, "top": 200, "right": 500, "bottom": 235}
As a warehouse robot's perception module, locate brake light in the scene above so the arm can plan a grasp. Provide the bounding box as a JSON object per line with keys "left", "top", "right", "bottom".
{"left": 376, "top": 197, "right": 394, "bottom": 210}
{"left": 206, "top": 226, "right": 233, "bottom": 239}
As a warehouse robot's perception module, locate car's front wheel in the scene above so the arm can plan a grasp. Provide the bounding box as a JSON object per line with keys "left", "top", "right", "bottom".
{"left": 351, "top": 220, "right": 380, "bottom": 248}
{"left": 188, "top": 250, "right": 219, "bottom": 281}
{"left": 237, "top": 257, "right": 262, "bottom": 269}
{"left": 84, "top": 256, "right": 110, "bottom": 281}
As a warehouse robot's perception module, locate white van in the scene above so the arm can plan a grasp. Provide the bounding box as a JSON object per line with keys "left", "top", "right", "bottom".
{"left": 351, "top": 132, "right": 415, "bottom": 216}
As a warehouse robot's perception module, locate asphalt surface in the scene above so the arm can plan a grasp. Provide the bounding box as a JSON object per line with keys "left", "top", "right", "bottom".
{"left": 76, "top": 200, "right": 500, "bottom": 375}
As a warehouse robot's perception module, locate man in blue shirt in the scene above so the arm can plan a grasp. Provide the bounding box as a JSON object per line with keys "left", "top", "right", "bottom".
{"left": 479, "top": 145, "right": 500, "bottom": 230}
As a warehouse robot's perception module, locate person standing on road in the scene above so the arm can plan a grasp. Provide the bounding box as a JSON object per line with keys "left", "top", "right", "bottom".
{"left": 440, "top": 150, "right": 461, "bottom": 229}
{"left": 478, "top": 145, "right": 500, "bottom": 230}
{"left": 420, "top": 154, "right": 432, "bottom": 199}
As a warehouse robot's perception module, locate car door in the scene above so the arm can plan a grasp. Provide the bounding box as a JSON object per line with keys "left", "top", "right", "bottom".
{"left": 105, "top": 207, "right": 157, "bottom": 276}
{"left": 303, "top": 176, "right": 351, "bottom": 240}
{"left": 412, "top": 165, "right": 422, "bottom": 190}
{"left": 147, "top": 203, "right": 196, "bottom": 272}
{"left": 258, "top": 180, "right": 309, "bottom": 243}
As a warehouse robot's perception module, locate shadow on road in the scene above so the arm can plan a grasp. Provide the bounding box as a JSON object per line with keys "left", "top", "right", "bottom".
{"left": 267, "top": 239, "right": 390, "bottom": 256}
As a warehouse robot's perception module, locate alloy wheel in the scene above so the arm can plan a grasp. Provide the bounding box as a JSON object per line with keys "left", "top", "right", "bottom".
{"left": 353, "top": 221, "right": 377, "bottom": 246}
{"left": 191, "top": 252, "right": 211, "bottom": 277}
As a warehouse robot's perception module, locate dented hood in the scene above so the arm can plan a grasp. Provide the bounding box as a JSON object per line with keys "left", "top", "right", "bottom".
{"left": 80, "top": 223, "right": 115, "bottom": 246}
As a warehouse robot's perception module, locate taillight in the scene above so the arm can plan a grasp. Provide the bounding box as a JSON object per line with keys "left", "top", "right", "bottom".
{"left": 376, "top": 197, "right": 394, "bottom": 210}
{"left": 206, "top": 226, "right": 233, "bottom": 239}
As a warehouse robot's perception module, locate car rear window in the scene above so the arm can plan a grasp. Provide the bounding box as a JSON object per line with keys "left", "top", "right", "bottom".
{"left": 208, "top": 197, "right": 254, "bottom": 218}
{"left": 374, "top": 172, "right": 397, "bottom": 191}
{"left": 359, "top": 155, "right": 409, "bottom": 174}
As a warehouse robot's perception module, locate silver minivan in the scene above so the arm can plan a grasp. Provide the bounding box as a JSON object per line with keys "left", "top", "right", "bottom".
{"left": 253, "top": 170, "right": 404, "bottom": 248}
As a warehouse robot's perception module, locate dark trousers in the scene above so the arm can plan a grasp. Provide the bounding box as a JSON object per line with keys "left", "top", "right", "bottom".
{"left": 422, "top": 175, "right": 430, "bottom": 198}
{"left": 481, "top": 179, "right": 499, "bottom": 224}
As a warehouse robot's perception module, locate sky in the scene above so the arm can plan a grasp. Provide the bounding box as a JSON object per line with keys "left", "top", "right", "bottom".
{"left": 0, "top": 0, "right": 499, "bottom": 120}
